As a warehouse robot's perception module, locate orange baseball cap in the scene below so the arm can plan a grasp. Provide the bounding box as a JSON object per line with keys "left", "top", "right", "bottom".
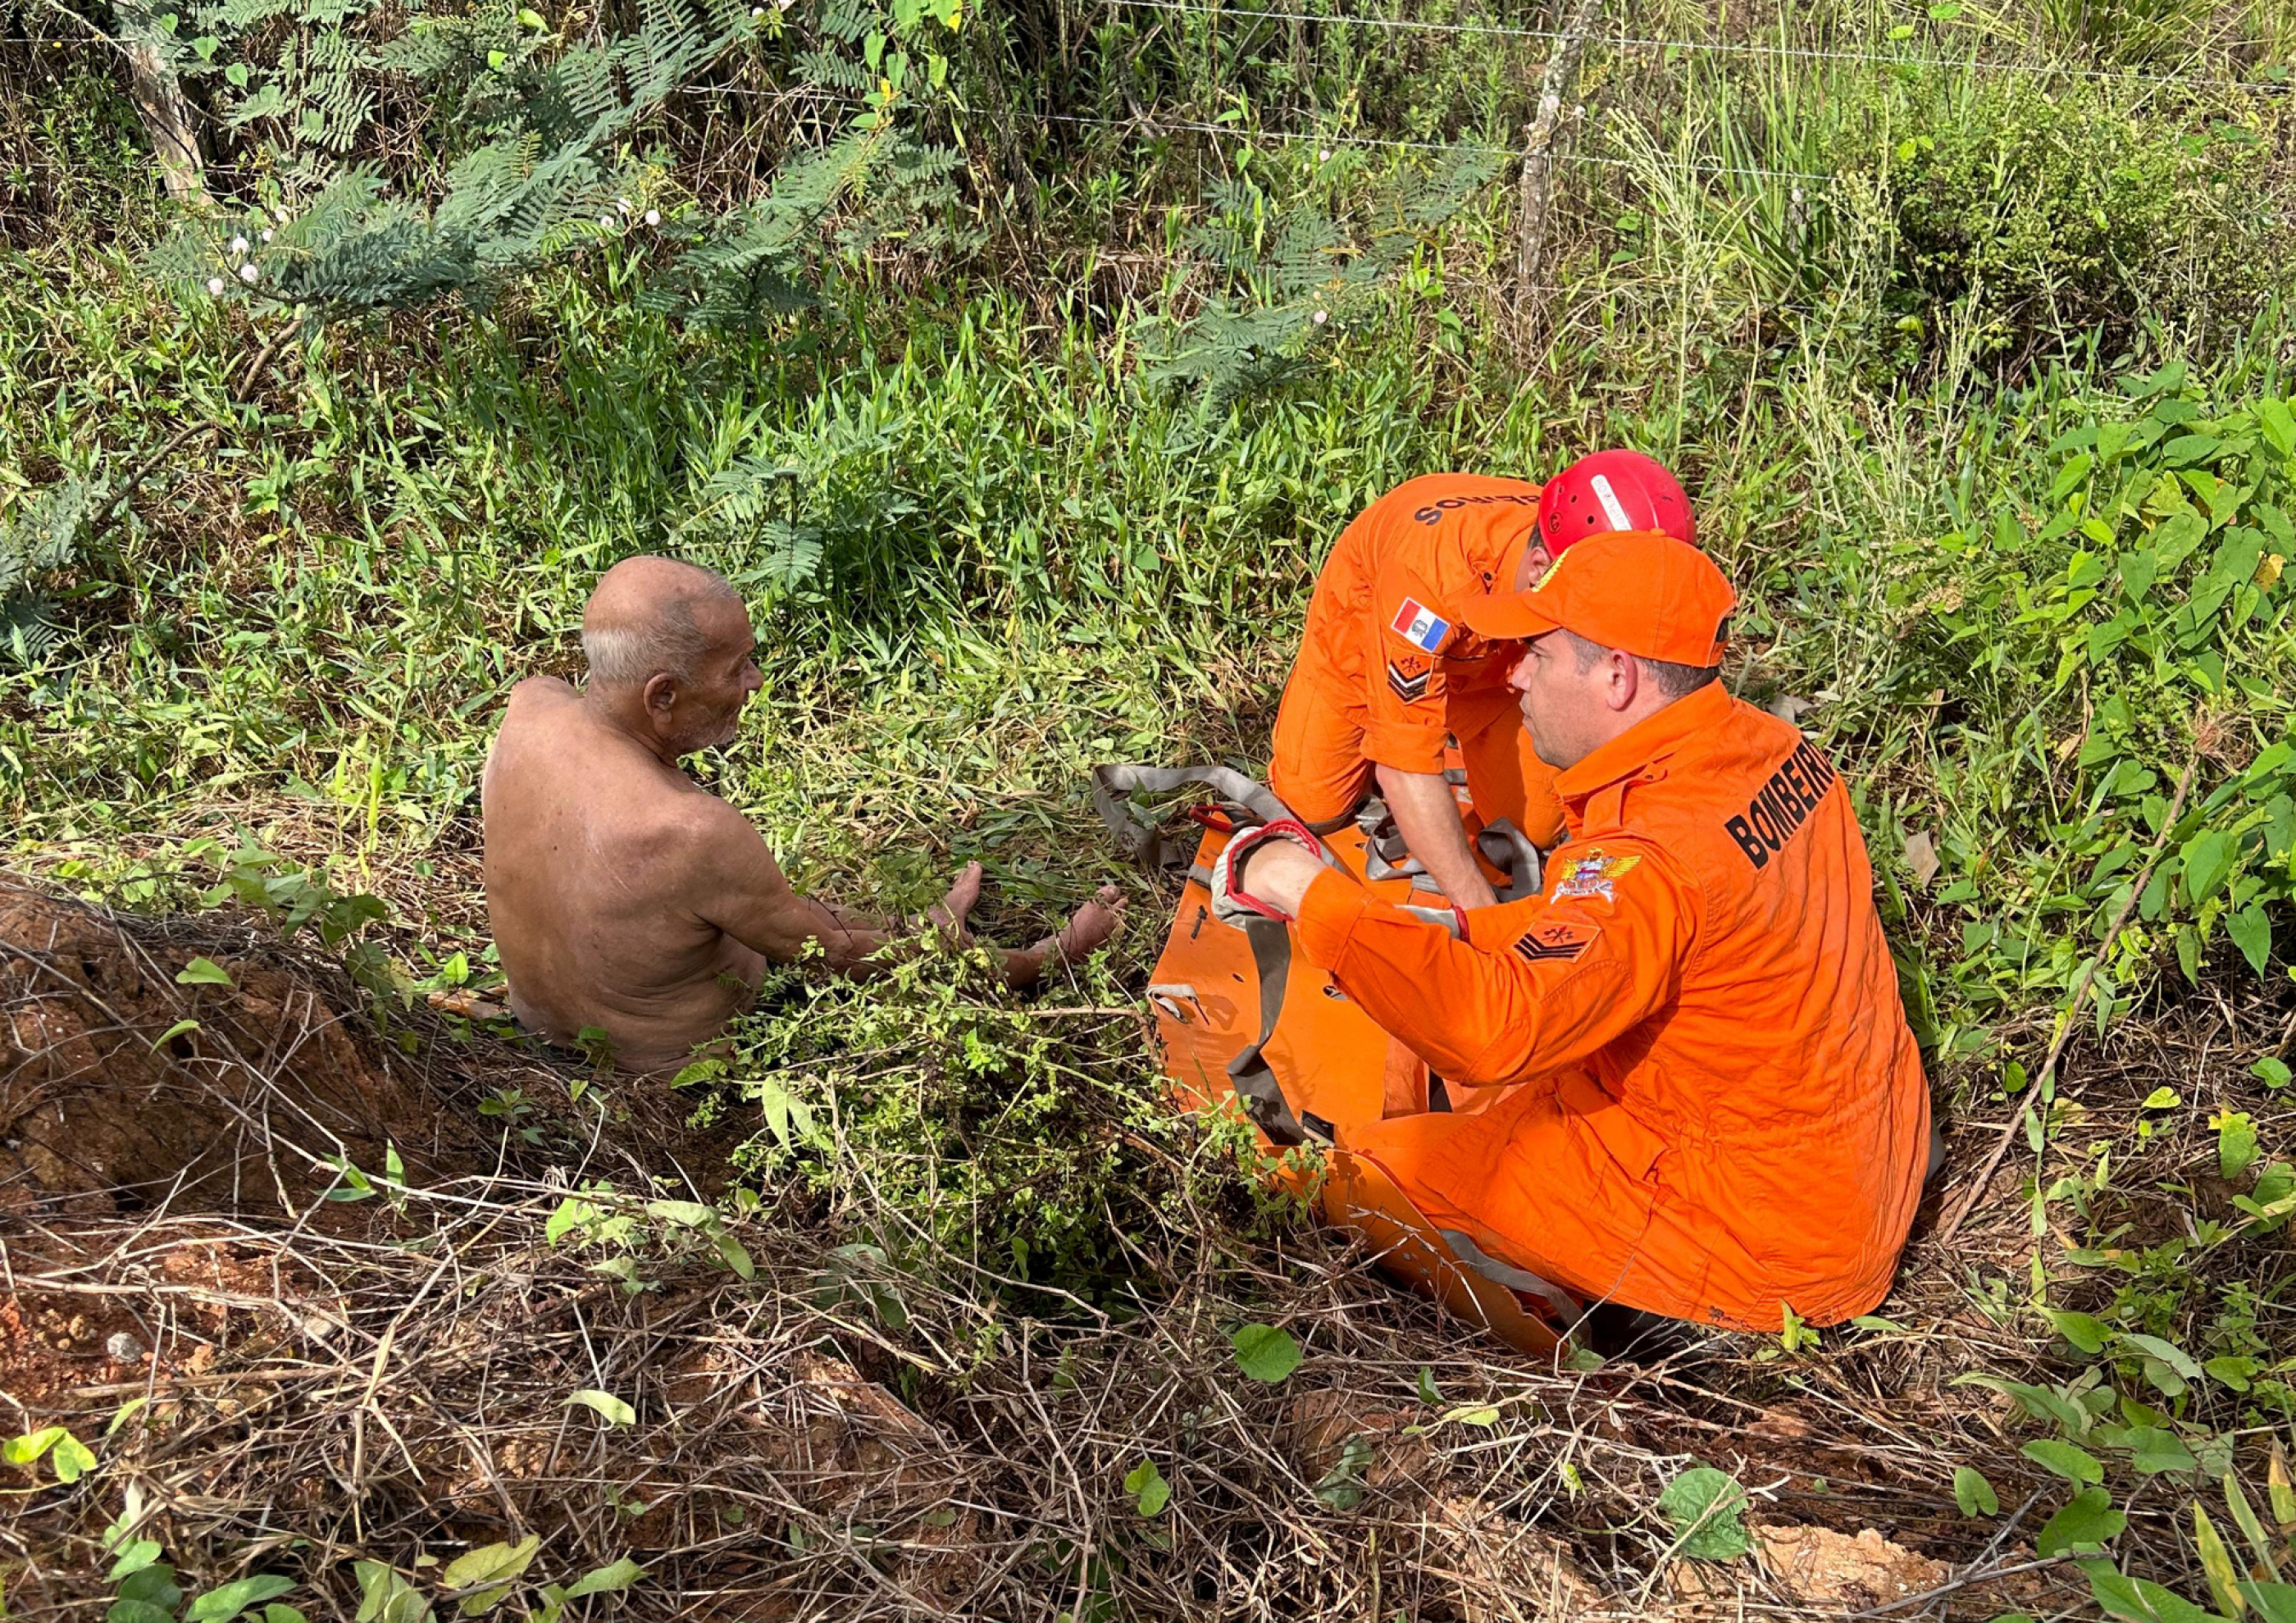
{"left": 1456, "top": 530, "right": 1734, "bottom": 666}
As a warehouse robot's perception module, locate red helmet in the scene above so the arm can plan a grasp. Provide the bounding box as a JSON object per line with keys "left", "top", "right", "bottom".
{"left": 1537, "top": 449, "right": 1696, "bottom": 554}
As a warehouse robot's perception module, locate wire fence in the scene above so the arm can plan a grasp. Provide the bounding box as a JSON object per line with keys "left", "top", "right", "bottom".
{"left": 1092, "top": 0, "right": 2290, "bottom": 93}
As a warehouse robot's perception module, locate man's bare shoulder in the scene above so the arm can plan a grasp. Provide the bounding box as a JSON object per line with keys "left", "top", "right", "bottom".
{"left": 502, "top": 675, "right": 578, "bottom": 719}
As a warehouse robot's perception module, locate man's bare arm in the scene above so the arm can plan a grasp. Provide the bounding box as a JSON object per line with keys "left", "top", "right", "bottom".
{"left": 686, "top": 800, "right": 909, "bottom": 974}
{"left": 1374, "top": 764, "right": 1499, "bottom": 910}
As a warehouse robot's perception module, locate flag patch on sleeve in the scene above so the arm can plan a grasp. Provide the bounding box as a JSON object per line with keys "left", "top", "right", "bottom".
{"left": 1389, "top": 599, "right": 1451, "bottom": 652}
{"left": 1513, "top": 919, "right": 1600, "bottom": 964}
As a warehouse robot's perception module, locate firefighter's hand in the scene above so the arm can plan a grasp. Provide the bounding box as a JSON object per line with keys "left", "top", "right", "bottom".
{"left": 1210, "top": 819, "right": 1330, "bottom": 926}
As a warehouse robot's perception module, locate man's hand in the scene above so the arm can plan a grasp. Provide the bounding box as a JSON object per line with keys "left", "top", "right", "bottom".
{"left": 1375, "top": 764, "right": 1498, "bottom": 910}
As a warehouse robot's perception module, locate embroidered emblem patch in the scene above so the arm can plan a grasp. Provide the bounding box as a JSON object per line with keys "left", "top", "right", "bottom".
{"left": 1390, "top": 598, "right": 1451, "bottom": 652}
{"left": 1386, "top": 656, "right": 1431, "bottom": 704}
{"left": 1512, "top": 919, "right": 1601, "bottom": 964}
{"left": 1550, "top": 849, "right": 1642, "bottom": 905}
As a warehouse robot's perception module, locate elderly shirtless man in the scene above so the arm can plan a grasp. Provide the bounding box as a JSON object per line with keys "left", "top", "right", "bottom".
{"left": 482, "top": 557, "right": 1125, "bottom": 1073}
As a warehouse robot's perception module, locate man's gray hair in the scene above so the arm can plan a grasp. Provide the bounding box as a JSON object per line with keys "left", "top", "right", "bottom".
{"left": 581, "top": 558, "right": 745, "bottom": 686}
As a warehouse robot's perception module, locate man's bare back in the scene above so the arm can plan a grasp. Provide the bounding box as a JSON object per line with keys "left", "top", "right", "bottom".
{"left": 481, "top": 558, "right": 1124, "bottom": 1074}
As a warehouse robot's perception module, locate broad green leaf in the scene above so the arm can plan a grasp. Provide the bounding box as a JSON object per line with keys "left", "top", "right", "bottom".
{"left": 567, "top": 1390, "right": 636, "bottom": 1426}
{"left": 1655, "top": 1465, "right": 1752, "bottom": 1561}
{"left": 1442, "top": 1404, "right": 1501, "bottom": 1428}
{"left": 1123, "top": 1458, "right": 1170, "bottom": 1516}
{"left": 441, "top": 1535, "right": 540, "bottom": 1616}
{"left": 186, "top": 1575, "right": 296, "bottom": 1621}
{"left": 4, "top": 1425, "right": 66, "bottom": 1466}
{"left": 150, "top": 1018, "right": 201, "bottom": 1048}
{"left": 2023, "top": 1439, "right": 2105, "bottom": 1485}
{"left": 2229, "top": 1474, "right": 2283, "bottom": 1575}
{"left": 49, "top": 1430, "right": 94, "bottom": 1482}
{"left": 2038, "top": 1487, "right": 2126, "bottom": 1555}
{"left": 544, "top": 1198, "right": 587, "bottom": 1245}
{"left": 1953, "top": 1465, "right": 2000, "bottom": 1517}
{"left": 108, "top": 1539, "right": 165, "bottom": 1580}
{"left": 2218, "top": 1112, "right": 2262, "bottom": 1180}
{"left": 645, "top": 1199, "right": 713, "bottom": 1228}
{"left": 1229, "top": 1324, "right": 1301, "bottom": 1384}
{"left": 2122, "top": 1334, "right": 2204, "bottom": 1382}
{"left": 2142, "top": 1087, "right": 2183, "bottom": 1110}
{"left": 560, "top": 1558, "right": 643, "bottom": 1599}
{"left": 2254, "top": 1058, "right": 2293, "bottom": 1090}
{"left": 1415, "top": 1366, "right": 1442, "bottom": 1403}
{"left": 264, "top": 1609, "right": 310, "bottom": 1623}
{"left": 2182, "top": 830, "right": 2238, "bottom": 906}
{"left": 117, "top": 1566, "right": 181, "bottom": 1608}
{"left": 2207, "top": 1356, "right": 2258, "bottom": 1392}
{"left": 2230, "top": 907, "right": 2274, "bottom": 977}
{"left": 2084, "top": 1559, "right": 2222, "bottom": 1623}
{"left": 175, "top": 956, "right": 235, "bottom": 987}
{"left": 2117, "top": 1427, "right": 2197, "bottom": 1475}
{"left": 712, "top": 1230, "right": 755, "bottom": 1281}
{"left": 107, "top": 1602, "right": 176, "bottom": 1623}
{"left": 2046, "top": 1309, "right": 2112, "bottom": 1354}
{"left": 352, "top": 1561, "right": 435, "bottom": 1623}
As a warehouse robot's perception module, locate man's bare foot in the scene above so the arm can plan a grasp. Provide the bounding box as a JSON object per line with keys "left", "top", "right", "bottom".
{"left": 1006, "top": 885, "right": 1128, "bottom": 989}
{"left": 927, "top": 861, "right": 986, "bottom": 939}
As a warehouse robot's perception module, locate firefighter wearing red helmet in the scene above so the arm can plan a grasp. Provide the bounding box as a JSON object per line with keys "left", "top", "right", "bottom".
{"left": 1268, "top": 452, "right": 1696, "bottom": 909}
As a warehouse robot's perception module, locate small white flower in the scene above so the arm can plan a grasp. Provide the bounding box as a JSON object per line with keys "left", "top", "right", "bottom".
{"left": 239, "top": 262, "right": 259, "bottom": 283}
{"left": 1791, "top": 187, "right": 1805, "bottom": 203}
{"left": 260, "top": 228, "right": 273, "bottom": 242}
{"left": 1318, "top": 148, "right": 1332, "bottom": 162}
{"left": 206, "top": 276, "right": 226, "bottom": 296}
{"left": 777, "top": 0, "right": 794, "bottom": 11}
{"left": 275, "top": 204, "right": 292, "bottom": 222}
{"left": 615, "top": 196, "right": 631, "bottom": 214}
{"left": 749, "top": 5, "right": 764, "bottom": 14}
{"left": 1312, "top": 308, "right": 1328, "bottom": 324}
{"left": 644, "top": 207, "right": 661, "bottom": 226}
{"left": 599, "top": 213, "right": 615, "bottom": 226}
{"left": 229, "top": 235, "right": 249, "bottom": 253}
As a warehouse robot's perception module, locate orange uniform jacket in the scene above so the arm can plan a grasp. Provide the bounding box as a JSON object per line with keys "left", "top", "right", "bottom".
{"left": 1270, "top": 474, "right": 1565, "bottom": 845}
{"left": 1293, "top": 681, "right": 1929, "bottom": 1330}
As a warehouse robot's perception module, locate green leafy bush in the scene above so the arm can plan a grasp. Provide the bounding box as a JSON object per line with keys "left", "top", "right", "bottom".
{"left": 1880, "top": 76, "right": 2291, "bottom": 358}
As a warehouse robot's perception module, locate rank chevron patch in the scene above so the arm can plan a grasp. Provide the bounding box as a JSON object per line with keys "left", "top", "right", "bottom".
{"left": 1512, "top": 919, "right": 1600, "bottom": 964}
{"left": 1386, "top": 659, "right": 1432, "bottom": 704}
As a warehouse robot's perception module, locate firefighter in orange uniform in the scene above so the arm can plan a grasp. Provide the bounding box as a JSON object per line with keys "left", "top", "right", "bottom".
{"left": 1269, "top": 452, "right": 1696, "bottom": 909}
{"left": 1215, "top": 531, "right": 1929, "bottom": 1330}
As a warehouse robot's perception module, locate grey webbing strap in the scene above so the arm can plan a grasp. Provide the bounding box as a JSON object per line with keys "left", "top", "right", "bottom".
{"left": 1437, "top": 1228, "right": 1583, "bottom": 1325}
{"left": 1227, "top": 917, "right": 1309, "bottom": 1147}
{"left": 1476, "top": 819, "right": 1544, "bottom": 903}
{"left": 1091, "top": 764, "right": 1292, "bottom": 868}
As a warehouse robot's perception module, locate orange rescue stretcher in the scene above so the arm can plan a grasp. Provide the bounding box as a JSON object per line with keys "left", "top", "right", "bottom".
{"left": 1095, "top": 764, "right": 1577, "bottom": 1356}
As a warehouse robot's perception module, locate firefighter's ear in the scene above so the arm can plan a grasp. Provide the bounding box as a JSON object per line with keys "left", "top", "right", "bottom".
{"left": 1606, "top": 649, "right": 1644, "bottom": 712}
{"left": 642, "top": 671, "right": 681, "bottom": 719}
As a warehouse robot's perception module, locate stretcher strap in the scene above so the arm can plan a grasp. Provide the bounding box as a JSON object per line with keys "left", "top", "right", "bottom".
{"left": 1226, "top": 917, "right": 1310, "bottom": 1148}
{"left": 1091, "top": 764, "right": 1292, "bottom": 868}
{"left": 1476, "top": 819, "right": 1545, "bottom": 903}
{"left": 1435, "top": 1228, "right": 1583, "bottom": 1325}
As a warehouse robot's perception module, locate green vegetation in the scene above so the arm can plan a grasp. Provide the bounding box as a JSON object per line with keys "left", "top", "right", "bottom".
{"left": 9, "top": 0, "right": 2296, "bottom": 1613}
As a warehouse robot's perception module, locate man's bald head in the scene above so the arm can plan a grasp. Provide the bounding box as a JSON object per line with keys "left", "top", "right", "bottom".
{"left": 581, "top": 557, "right": 746, "bottom": 688}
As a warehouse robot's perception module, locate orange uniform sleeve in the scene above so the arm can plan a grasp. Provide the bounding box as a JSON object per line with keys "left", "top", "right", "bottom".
{"left": 1292, "top": 840, "right": 1695, "bottom": 1088}
{"left": 1360, "top": 545, "right": 1457, "bottom": 775}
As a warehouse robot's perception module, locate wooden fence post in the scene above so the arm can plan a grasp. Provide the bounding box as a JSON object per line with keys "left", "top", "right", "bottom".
{"left": 1514, "top": 0, "right": 1601, "bottom": 344}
